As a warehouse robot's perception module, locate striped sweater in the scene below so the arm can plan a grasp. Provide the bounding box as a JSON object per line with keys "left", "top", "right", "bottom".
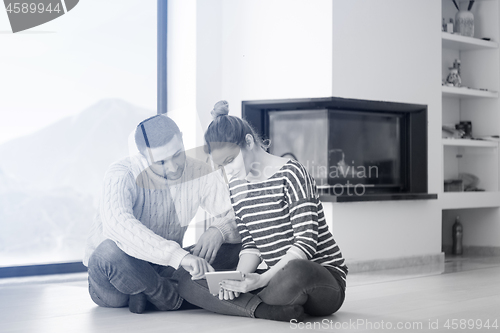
{"left": 229, "top": 159, "right": 348, "bottom": 285}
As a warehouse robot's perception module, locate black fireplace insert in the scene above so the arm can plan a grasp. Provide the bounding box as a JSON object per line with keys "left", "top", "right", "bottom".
{"left": 242, "top": 97, "right": 437, "bottom": 202}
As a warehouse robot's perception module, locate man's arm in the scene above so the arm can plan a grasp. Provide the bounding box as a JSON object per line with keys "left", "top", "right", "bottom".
{"left": 100, "top": 163, "right": 189, "bottom": 268}
{"left": 202, "top": 168, "right": 240, "bottom": 241}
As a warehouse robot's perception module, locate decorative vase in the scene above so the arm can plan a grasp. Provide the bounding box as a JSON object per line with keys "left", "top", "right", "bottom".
{"left": 455, "top": 10, "right": 474, "bottom": 37}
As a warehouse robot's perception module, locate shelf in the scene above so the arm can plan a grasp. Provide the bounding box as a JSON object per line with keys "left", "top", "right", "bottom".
{"left": 443, "top": 138, "right": 499, "bottom": 148}
{"left": 441, "top": 192, "right": 500, "bottom": 209}
{"left": 442, "top": 86, "right": 499, "bottom": 99}
{"left": 442, "top": 32, "right": 498, "bottom": 50}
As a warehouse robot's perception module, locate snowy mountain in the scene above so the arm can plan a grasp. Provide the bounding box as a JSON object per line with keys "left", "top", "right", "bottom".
{"left": 0, "top": 168, "right": 18, "bottom": 193}
{"left": 0, "top": 99, "right": 155, "bottom": 199}
{"left": 0, "top": 99, "right": 155, "bottom": 265}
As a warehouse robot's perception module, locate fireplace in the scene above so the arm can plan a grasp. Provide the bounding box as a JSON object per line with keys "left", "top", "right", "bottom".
{"left": 242, "top": 97, "right": 437, "bottom": 202}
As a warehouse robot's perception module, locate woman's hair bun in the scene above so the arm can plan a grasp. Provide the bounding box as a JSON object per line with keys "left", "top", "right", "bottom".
{"left": 211, "top": 100, "right": 229, "bottom": 120}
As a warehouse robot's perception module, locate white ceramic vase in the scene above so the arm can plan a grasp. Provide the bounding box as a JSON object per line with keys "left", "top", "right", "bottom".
{"left": 455, "top": 10, "right": 474, "bottom": 37}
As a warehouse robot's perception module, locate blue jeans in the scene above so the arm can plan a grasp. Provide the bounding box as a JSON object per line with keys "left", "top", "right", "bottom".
{"left": 87, "top": 239, "right": 241, "bottom": 310}
{"left": 174, "top": 259, "right": 345, "bottom": 318}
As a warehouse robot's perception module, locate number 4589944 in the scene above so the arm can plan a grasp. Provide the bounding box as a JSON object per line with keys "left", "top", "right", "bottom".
{"left": 6, "top": 2, "right": 61, "bottom": 14}
{"left": 444, "top": 319, "right": 498, "bottom": 330}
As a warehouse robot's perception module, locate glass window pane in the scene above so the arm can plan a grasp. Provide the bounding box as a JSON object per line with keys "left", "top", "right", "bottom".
{"left": 0, "top": 1, "right": 157, "bottom": 266}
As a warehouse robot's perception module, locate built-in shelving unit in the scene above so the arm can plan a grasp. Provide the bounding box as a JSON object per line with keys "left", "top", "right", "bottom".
{"left": 441, "top": 0, "right": 500, "bottom": 209}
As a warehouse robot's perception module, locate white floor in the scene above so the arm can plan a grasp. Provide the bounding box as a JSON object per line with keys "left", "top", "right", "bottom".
{"left": 1, "top": 256, "right": 499, "bottom": 333}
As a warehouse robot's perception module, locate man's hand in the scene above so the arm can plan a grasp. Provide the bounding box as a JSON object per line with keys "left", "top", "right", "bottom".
{"left": 191, "top": 227, "right": 223, "bottom": 264}
{"left": 180, "top": 254, "right": 214, "bottom": 280}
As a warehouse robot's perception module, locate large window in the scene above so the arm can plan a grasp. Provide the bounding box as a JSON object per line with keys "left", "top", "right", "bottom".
{"left": 0, "top": 1, "right": 157, "bottom": 267}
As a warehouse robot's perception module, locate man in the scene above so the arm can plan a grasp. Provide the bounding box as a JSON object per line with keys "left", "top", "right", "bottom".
{"left": 83, "top": 114, "right": 240, "bottom": 313}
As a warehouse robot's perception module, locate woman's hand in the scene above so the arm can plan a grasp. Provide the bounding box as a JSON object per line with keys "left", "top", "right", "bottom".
{"left": 217, "top": 288, "right": 240, "bottom": 300}
{"left": 218, "top": 272, "right": 268, "bottom": 300}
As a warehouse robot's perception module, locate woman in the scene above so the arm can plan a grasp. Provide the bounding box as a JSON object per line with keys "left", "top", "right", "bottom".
{"left": 175, "top": 101, "right": 347, "bottom": 322}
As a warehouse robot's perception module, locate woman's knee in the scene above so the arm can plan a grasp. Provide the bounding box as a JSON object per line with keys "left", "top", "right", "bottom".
{"left": 284, "top": 259, "right": 312, "bottom": 271}
{"left": 281, "top": 260, "right": 316, "bottom": 284}
{"left": 273, "top": 260, "right": 337, "bottom": 295}
{"left": 265, "top": 260, "right": 313, "bottom": 296}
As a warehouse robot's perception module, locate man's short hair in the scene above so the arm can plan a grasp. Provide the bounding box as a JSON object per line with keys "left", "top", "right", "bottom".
{"left": 134, "top": 114, "right": 181, "bottom": 153}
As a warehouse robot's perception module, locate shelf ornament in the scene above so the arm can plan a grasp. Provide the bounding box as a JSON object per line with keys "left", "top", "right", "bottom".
{"left": 446, "top": 59, "right": 462, "bottom": 87}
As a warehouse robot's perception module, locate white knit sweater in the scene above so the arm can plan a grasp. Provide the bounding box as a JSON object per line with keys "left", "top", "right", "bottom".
{"left": 83, "top": 154, "right": 239, "bottom": 268}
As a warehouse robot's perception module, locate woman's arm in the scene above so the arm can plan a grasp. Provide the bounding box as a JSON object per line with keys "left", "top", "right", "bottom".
{"left": 221, "top": 251, "right": 303, "bottom": 294}
{"left": 236, "top": 253, "right": 261, "bottom": 274}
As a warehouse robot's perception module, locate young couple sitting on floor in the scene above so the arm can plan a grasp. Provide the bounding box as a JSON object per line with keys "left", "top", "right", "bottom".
{"left": 83, "top": 100, "right": 348, "bottom": 322}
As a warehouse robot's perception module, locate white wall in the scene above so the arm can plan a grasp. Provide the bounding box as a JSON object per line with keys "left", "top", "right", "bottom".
{"left": 219, "top": 0, "right": 334, "bottom": 117}
{"left": 177, "top": 0, "right": 445, "bottom": 261}
{"left": 329, "top": 1, "right": 443, "bottom": 261}
{"left": 195, "top": 0, "right": 334, "bottom": 131}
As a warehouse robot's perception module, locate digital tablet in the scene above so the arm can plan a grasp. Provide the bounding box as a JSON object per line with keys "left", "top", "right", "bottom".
{"left": 205, "top": 271, "right": 244, "bottom": 294}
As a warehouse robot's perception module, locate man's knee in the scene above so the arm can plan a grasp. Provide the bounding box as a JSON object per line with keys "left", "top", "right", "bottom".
{"left": 89, "top": 281, "right": 129, "bottom": 308}
{"left": 88, "top": 239, "right": 128, "bottom": 269}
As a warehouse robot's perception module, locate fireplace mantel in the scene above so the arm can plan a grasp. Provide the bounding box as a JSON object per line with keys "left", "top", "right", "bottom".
{"left": 320, "top": 193, "right": 438, "bottom": 203}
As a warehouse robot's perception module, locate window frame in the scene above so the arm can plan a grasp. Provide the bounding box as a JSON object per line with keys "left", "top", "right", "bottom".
{"left": 0, "top": 0, "right": 167, "bottom": 278}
